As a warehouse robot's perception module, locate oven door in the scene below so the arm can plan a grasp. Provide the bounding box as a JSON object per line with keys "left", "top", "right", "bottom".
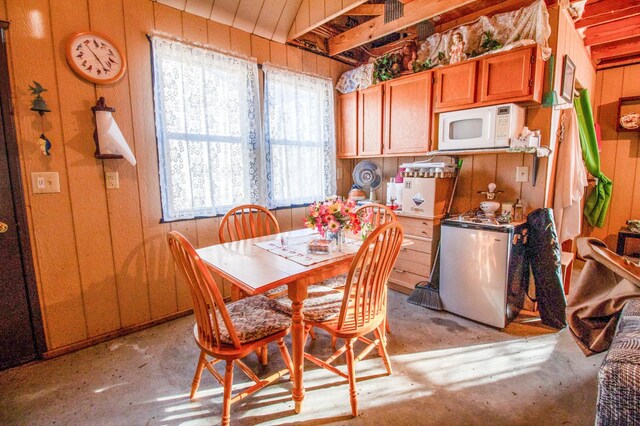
{"left": 438, "top": 106, "right": 497, "bottom": 150}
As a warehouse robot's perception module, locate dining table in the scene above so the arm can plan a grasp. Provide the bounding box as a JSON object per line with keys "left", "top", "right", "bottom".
{"left": 195, "top": 227, "right": 362, "bottom": 413}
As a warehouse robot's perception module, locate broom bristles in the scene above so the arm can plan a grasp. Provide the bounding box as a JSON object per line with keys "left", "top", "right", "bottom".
{"left": 408, "top": 281, "right": 443, "bottom": 310}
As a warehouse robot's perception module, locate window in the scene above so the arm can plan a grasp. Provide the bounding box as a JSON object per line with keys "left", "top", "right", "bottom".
{"left": 151, "top": 36, "right": 262, "bottom": 221}
{"left": 263, "top": 64, "right": 336, "bottom": 208}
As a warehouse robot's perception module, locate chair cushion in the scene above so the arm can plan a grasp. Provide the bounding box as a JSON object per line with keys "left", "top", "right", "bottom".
{"left": 215, "top": 295, "right": 291, "bottom": 345}
{"left": 268, "top": 285, "right": 344, "bottom": 322}
{"left": 322, "top": 273, "right": 348, "bottom": 289}
{"left": 263, "top": 284, "right": 288, "bottom": 298}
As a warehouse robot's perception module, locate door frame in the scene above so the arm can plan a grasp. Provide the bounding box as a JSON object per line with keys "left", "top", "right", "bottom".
{"left": 0, "top": 20, "right": 47, "bottom": 358}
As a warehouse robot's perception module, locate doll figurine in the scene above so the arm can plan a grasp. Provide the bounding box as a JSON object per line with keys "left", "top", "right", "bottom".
{"left": 401, "top": 41, "right": 418, "bottom": 72}
{"left": 449, "top": 32, "right": 467, "bottom": 64}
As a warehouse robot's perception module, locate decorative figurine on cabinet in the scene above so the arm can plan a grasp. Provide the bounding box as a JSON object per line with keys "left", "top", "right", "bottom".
{"left": 449, "top": 32, "right": 467, "bottom": 65}
{"left": 401, "top": 41, "right": 418, "bottom": 72}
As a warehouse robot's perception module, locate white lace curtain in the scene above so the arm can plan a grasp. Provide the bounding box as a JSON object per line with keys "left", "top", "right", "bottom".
{"left": 263, "top": 64, "right": 336, "bottom": 209}
{"left": 151, "top": 35, "right": 263, "bottom": 221}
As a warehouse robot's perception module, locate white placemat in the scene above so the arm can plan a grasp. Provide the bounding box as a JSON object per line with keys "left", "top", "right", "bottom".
{"left": 254, "top": 233, "right": 362, "bottom": 266}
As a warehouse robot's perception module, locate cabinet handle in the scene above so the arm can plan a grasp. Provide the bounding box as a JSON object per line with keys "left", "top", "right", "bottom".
{"left": 393, "top": 268, "right": 405, "bottom": 273}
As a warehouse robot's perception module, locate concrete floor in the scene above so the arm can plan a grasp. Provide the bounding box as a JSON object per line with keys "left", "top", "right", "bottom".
{"left": 0, "top": 290, "right": 604, "bottom": 425}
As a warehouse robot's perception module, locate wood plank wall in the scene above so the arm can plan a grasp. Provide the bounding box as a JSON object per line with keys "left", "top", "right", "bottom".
{"left": 0, "top": 0, "right": 352, "bottom": 351}
{"left": 587, "top": 63, "right": 640, "bottom": 250}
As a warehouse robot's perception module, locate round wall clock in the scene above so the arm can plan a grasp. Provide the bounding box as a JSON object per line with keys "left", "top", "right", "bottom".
{"left": 65, "top": 31, "right": 127, "bottom": 85}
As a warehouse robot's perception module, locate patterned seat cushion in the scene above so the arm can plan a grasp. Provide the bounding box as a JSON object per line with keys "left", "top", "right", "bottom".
{"left": 263, "top": 285, "right": 288, "bottom": 298}
{"left": 322, "top": 273, "right": 348, "bottom": 289}
{"left": 268, "top": 285, "right": 344, "bottom": 322}
{"left": 214, "top": 295, "right": 291, "bottom": 345}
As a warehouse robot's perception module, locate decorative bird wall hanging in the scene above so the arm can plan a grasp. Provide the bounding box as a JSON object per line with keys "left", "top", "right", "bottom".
{"left": 29, "top": 81, "right": 52, "bottom": 156}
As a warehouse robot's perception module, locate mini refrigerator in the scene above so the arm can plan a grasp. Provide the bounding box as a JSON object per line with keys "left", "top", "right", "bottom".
{"left": 439, "top": 220, "right": 528, "bottom": 329}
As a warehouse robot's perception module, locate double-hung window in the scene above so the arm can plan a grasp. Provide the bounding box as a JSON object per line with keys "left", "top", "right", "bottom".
{"left": 263, "top": 64, "right": 336, "bottom": 208}
{"left": 151, "top": 36, "right": 262, "bottom": 221}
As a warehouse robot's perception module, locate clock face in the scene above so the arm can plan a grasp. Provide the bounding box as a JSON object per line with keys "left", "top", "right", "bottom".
{"left": 66, "top": 32, "right": 127, "bottom": 84}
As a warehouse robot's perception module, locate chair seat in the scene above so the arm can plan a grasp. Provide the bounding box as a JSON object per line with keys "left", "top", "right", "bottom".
{"left": 215, "top": 295, "right": 291, "bottom": 345}
{"left": 269, "top": 285, "right": 344, "bottom": 322}
{"left": 322, "top": 273, "right": 348, "bottom": 289}
{"left": 263, "top": 284, "right": 288, "bottom": 298}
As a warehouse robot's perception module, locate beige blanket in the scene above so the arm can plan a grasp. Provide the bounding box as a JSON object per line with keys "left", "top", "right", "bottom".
{"left": 567, "top": 237, "right": 640, "bottom": 356}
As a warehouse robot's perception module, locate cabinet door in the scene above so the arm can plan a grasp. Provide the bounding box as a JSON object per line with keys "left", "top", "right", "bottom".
{"left": 434, "top": 61, "right": 477, "bottom": 111}
{"left": 358, "top": 84, "right": 384, "bottom": 156}
{"left": 337, "top": 92, "right": 358, "bottom": 158}
{"left": 480, "top": 47, "right": 534, "bottom": 103}
{"left": 384, "top": 72, "right": 432, "bottom": 155}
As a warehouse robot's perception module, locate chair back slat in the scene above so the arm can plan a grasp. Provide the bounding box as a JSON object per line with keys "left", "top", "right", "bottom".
{"left": 167, "top": 231, "right": 242, "bottom": 350}
{"left": 355, "top": 203, "right": 398, "bottom": 229}
{"left": 338, "top": 222, "right": 403, "bottom": 331}
{"left": 219, "top": 204, "right": 280, "bottom": 243}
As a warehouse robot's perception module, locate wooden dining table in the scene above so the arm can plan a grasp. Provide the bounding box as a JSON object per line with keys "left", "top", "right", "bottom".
{"left": 195, "top": 228, "right": 359, "bottom": 413}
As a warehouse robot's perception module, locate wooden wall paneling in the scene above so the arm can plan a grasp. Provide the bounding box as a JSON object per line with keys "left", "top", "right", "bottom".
{"left": 495, "top": 153, "right": 524, "bottom": 205}
{"left": 158, "top": 0, "right": 187, "bottom": 9}
{"left": 309, "top": 0, "right": 325, "bottom": 25}
{"left": 269, "top": 41, "right": 288, "bottom": 66}
{"left": 253, "top": 0, "right": 287, "bottom": 40}
{"left": 326, "top": 0, "right": 342, "bottom": 17}
{"left": 470, "top": 154, "right": 497, "bottom": 209}
{"left": 89, "top": 0, "right": 151, "bottom": 327}
{"left": 182, "top": 9, "right": 208, "bottom": 41}
{"left": 251, "top": 34, "right": 271, "bottom": 64}
{"left": 50, "top": 0, "right": 121, "bottom": 337}
{"left": 294, "top": 0, "right": 310, "bottom": 39}
{"left": 207, "top": 20, "right": 232, "bottom": 50}
{"left": 128, "top": 0, "right": 177, "bottom": 320}
{"left": 6, "top": 0, "right": 88, "bottom": 348}
{"left": 287, "top": 44, "right": 303, "bottom": 70}
{"left": 627, "top": 65, "right": 640, "bottom": 221}
{"left": 229, "top": 26, "right": 252, "bottom": 56}
{"left": 291, "top": 206, "right": 307, "bottom": 229}
{"left": 272, "top": 0, "right": 302, "bottom": 43}
{"left": 233, "top": 0, "right": 264, "bottom": 34}
{"left": 316, "top": 55, "right": 331, "bottom": 77}
{"left": 275, "top": 209, "right": 293, "bottom": 232}
{"left": 184, "top": 0, "right": 214, "bottom": 19}
{"left": 302, "top": 50, "right": 317, "bottom": 73}
{"left": 209, "top": 0, "right": 239, "bottom": 26}
{"left": 522, "top": 106, "right": 549, "bottom": 212}
{"left": 451, "top": 155, "right": 474, "bottom": 214}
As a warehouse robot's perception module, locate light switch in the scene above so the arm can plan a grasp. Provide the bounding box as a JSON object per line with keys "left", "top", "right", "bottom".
{"left": 105, "top": 171, "right": 120, "bottom": 189}
{"left": 516, "top": 166, "right": 529, "bottom": 183}
{"left": 31, "top": 172, "right": 60, "bottom": 194}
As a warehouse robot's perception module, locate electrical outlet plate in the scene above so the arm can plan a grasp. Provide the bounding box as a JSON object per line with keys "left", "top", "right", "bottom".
{"left": 516, "top": 166, "right": 529, "bottom": 183}
{"left": 31, "top": 172, "right": 60, "bottom": 194}
{"left": 105, "top": 171, "right": 119, "bottom": 189}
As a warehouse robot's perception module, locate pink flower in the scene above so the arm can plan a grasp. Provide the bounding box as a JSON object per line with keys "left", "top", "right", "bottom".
{"left": 327, "top": 220, "right": 340, "bottom": 232}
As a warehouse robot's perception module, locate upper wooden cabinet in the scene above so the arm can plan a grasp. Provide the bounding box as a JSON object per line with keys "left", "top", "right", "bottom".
{"left": 337, "top": 92, "right": 358, "bottom": 158}
{"left": 384, "top": 72, "right": 433, "bottom": 155}
{"left": 479, "top": 46, "right": 538, "bottom": 103}
{"left": 358, "top": 84, "right": 384, "bottom": 156}
{"left": 434, "top": 61, "right": 477, "bottom": 111}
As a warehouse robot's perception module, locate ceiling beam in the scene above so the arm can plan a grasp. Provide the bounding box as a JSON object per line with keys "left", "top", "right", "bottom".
{"left": 575, "top": 4, "right": 640, "bottom": 28}
{"left": 580, "top": 0, "right": 638, "bottom": 19}
{"left": 583, "top": 15, "right": 640, "bottom": 46}
{"left": 591, "top": 36, "right": 640, "bottom": 62}
{"left": 596, "top": 54, "right": 640, "bottom": 70}
{"left": 328, "top": 0, "right": 476, "bottom": 56}
{"left": 344, "top": 5, "right": 384, "bottom": 16}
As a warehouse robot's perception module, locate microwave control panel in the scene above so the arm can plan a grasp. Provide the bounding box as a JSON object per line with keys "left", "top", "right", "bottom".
{"left": 495, "top": 106, "right": 511, "bottom": 139}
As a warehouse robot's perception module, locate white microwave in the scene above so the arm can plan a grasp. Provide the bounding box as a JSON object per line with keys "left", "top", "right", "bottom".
{"left": 438, "top": 103, "right": 525, "bottom": 150}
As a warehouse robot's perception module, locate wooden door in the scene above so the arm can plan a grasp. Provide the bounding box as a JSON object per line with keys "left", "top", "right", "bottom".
{"left": 337, "top": 92, "right": 358, "bottom": 158}
{"left": 479, "top": 47, "right": 534, "bottom": 103}
{"left": 384, "top": 72, "right": 433, "bottom": 155}
{"left": 358, "top": 84, "right": 384, "bottom": 156}
{"left": 434, "top": 61, "right": 477, "bottom": 111}
{"left": 0, "top": 22, "right": 45, "bottom": 370}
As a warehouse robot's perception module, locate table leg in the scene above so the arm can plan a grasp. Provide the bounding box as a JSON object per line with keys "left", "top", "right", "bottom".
{"left": 288, "top": 281, "right": 308, "bottom": 414}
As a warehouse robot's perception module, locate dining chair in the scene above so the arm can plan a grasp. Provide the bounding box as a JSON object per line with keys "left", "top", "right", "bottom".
{"left": 167, "top": 231, "right": 293, "bottom": 426}
{"left": 219, "top": 204, "right": 280, "bottom": 244}
{"left": 270, "top": 221, "right": 404, "bottom": 417}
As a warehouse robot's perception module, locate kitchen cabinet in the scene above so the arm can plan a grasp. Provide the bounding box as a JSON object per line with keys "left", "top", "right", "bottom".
{"left": 388, "top": 214, "right": 441, "bottom": 295}
{"left": 384, "top": 72, "right": 433, "bottom": 155}
{"left": 479, "top": 46, "right": 540, "bottom": 103}
{"left": 434, "top": 61, "right": 477, "bottom": 111}
{"left": 358, "top": 84, "right": 384, "bottom": 156}
{"left": 337, "top": 92, "right": 358, "bottom": 157}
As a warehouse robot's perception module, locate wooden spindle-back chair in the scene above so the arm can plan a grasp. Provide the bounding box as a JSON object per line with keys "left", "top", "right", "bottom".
{"left": 167, "top": 231, "right": 293, "bottom": 426}
{"left": 355, "top": 203, "right": 397, "bottom": 228}
{"left": 218, "top": 204, "right": 279, "bottom": 244}
{"left": 303, "top": 221, "right": 404, "bottom": 417}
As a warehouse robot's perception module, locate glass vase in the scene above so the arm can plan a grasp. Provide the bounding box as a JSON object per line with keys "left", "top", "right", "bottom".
{"left": 329, "top": 228, "right": 345, "bottom": 252}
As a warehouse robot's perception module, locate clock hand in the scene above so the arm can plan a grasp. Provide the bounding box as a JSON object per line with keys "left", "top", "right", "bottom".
{"left": 86, "top": 45, "right": 107, "bottom": 70}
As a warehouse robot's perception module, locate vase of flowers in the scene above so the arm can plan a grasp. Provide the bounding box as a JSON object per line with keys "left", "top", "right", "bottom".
{"left": 304, "top": 198, "right": 363, "bottom": 252}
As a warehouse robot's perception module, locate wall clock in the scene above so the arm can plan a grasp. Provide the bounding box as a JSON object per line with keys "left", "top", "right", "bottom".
{"left": 65, "top": 31, "right": 127, "bottom": 85}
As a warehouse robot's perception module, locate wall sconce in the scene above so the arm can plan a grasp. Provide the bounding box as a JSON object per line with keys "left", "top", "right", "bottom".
{"left": 29, "top": 81, "right": 52, "bottom": 156}
{"left": 91, "top": 97, "right": 136, "bottom": 166}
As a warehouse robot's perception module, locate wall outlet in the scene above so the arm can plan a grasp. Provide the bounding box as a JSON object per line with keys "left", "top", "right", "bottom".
{"left": 105, "top": 172, "right": 119, "bottom": 189}
{"left": 31, "top": 172, "right": 60, "bottom": 194}
{"left": 516, "top": 166, "right": 529, "bottom": 183}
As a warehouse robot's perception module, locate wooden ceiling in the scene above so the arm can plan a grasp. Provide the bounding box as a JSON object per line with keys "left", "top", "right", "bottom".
{"left": 574, "top": 0, "right": 640, "bottom": 69}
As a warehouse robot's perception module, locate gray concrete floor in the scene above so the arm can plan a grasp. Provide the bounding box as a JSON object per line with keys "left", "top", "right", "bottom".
{"left": 0, "top": 290, "right": 603, "bottom": 425}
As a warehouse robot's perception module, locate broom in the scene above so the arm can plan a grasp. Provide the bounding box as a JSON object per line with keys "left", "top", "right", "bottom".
{"left": 408, "top": 158, "right": 462, "bottom": 310}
